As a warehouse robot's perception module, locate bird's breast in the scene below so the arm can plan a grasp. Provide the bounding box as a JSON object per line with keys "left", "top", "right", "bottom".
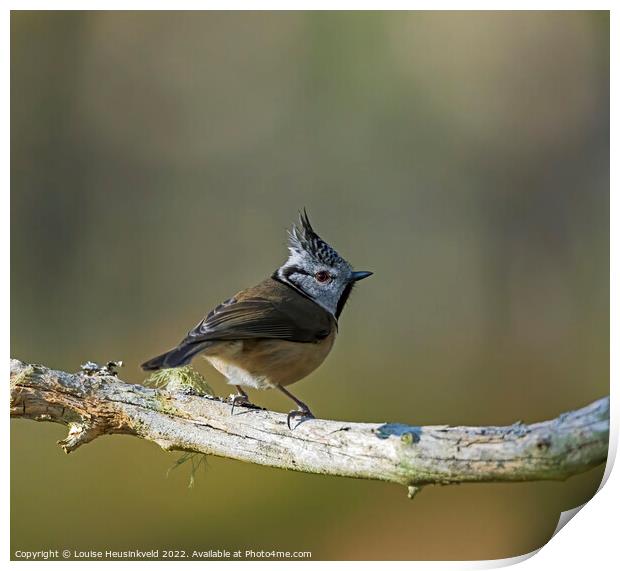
{"left": 204, "top": 330, "right": 336, "bottom": 389}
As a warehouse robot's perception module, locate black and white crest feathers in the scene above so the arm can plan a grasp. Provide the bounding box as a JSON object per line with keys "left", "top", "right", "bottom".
{"left": 287, "top": 210, "right": 343, "bottom": 266}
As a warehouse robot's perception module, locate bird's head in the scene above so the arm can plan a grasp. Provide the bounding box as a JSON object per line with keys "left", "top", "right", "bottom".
{"left": 275, "top": 210, "right": 372, "bottom": 317}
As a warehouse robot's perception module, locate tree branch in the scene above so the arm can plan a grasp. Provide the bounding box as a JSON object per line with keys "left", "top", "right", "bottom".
{"left": 10, "top": 358, "right": 609, "bottom": 495}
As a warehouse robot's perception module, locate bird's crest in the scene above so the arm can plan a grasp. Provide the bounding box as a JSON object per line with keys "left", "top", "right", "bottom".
{"left": 287, "top": 210, "right": 343, "bottom": 267}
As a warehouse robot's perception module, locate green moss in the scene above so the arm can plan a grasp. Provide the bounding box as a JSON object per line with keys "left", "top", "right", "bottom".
{"left": 144, "top": 366, "right": 214, "bottom": 396}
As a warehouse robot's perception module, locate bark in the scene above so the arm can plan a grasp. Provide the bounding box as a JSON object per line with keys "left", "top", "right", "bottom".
{"left": 10, "top": 358, "right": 609, "bottom": 496}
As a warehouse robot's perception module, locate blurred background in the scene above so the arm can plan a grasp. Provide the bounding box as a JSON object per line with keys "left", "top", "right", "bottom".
{"left": 11, "top": 11, "right": 609, "bottom": 561}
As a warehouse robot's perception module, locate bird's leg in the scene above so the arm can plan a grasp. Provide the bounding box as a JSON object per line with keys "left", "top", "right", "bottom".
{"left": 230, "top": 385, "right": 250, "bottom": 415}
{"left": 276, "top": 384, "right": 315, "bottom": 429}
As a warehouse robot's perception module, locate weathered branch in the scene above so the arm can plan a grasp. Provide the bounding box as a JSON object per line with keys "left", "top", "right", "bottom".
{"left": 10, "top": 358, "right": 609, "bottom": 495}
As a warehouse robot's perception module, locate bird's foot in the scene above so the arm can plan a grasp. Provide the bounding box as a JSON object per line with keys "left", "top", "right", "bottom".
{"left": 229, "top": 393, "right": 250, "bottom": 415}
{"left": 287, "top": 406, "right": 315, "bottom": 429}
{"left": 228, "top": 393, "right": 265, "bottom": 415}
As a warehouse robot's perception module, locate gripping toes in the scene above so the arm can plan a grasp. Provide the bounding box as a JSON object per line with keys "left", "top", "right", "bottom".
{"left": 287, "top": 407, "right": 315, "bottom": 429}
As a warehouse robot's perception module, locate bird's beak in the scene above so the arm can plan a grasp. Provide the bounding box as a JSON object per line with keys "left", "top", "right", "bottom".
{"left": 350, "top": 270, "right": 373, "bottom": 282}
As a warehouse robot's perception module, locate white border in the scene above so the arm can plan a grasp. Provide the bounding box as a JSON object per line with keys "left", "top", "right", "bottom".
{"left": 4, "top": 3, "right": 615, "bottom": 569}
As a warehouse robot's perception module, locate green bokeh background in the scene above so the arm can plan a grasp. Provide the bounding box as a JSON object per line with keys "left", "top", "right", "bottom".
{"left": 11, "top": 11, "right": 609, "bottom": 561}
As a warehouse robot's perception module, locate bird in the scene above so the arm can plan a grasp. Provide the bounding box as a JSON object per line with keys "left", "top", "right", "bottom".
{"left": 141, "top": 210, "right": 372, "bottom": 427}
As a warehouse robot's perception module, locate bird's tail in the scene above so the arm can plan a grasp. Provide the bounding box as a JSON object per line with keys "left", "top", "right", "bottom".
{"left": 141, "top": 342, "right": 209, "bottom": 371}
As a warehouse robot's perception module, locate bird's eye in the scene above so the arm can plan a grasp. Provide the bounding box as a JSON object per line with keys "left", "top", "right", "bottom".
{"left": 314, "top": 271, "right": 332, "bottom": 284}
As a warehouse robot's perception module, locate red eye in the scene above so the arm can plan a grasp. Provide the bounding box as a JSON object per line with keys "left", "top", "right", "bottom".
{"left": 315, "top": 271, "right": 331, "bottom": 283}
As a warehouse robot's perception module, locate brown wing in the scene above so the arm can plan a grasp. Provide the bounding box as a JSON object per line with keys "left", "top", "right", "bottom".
{"left": 185, "top": 282, "right": 332, "bottom": 344}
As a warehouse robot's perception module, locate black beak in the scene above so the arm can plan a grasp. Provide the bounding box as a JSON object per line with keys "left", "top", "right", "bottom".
{"left": 350, "top": 271, "right": 373, "bottom": 282}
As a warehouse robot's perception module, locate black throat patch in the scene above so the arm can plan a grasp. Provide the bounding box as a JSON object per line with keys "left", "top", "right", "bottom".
{"left": 335, "top": 282, "right": 354, "bottom": 319}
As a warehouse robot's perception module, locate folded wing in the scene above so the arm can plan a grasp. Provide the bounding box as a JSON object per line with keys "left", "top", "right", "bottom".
{"left": 186, "top": 296, "right": 331, "bottom": 344}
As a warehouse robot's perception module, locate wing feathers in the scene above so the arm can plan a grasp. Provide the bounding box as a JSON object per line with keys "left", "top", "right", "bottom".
{"left": 185, "top": 294, "right": 331, "bottom": 344}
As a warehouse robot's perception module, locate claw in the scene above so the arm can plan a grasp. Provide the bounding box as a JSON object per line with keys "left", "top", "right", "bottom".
{"left": 276, "top": 384, "right": 315, "bottom": 429}
{"left": 230, "top": 394, "right": 249, "bottom": 415}
{"left": 287, "top": 407, "right": 315, "bottom": 429}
